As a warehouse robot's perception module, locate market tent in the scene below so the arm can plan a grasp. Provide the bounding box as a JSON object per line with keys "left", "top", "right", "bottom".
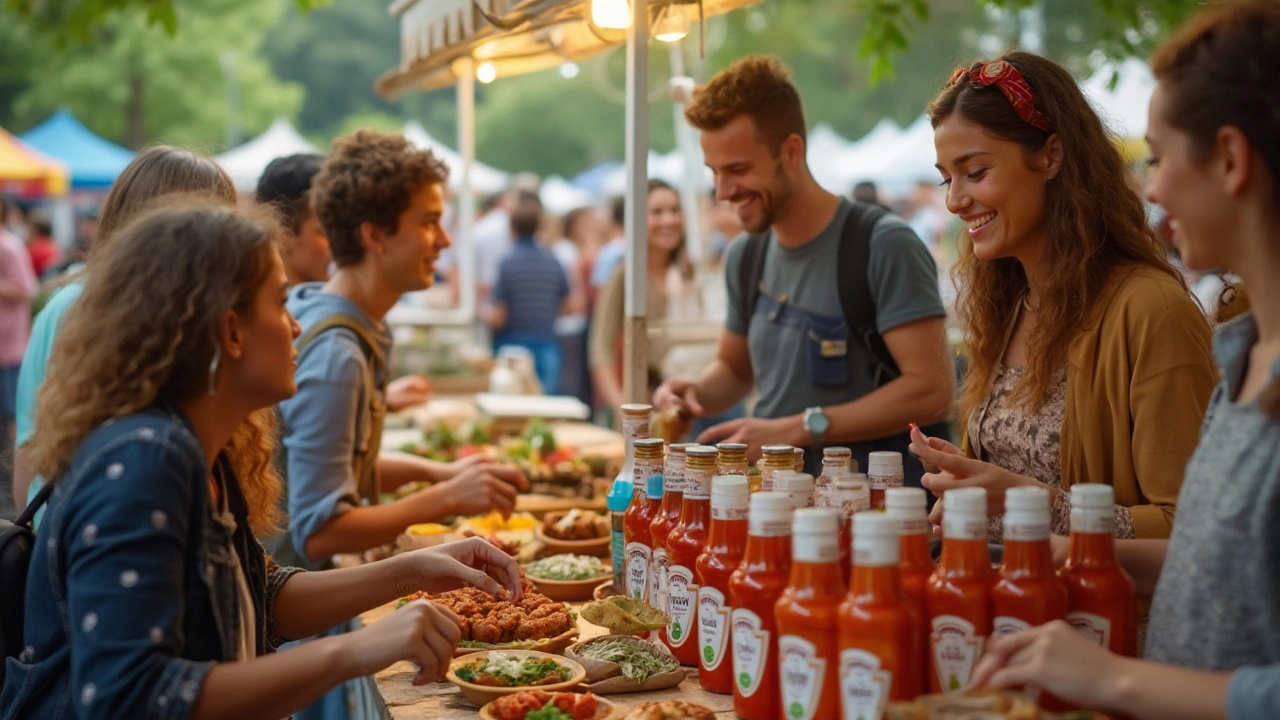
{"left": 214, "top": 118, "right": 318, "bottom": 192}
{"left": 846, "top": 114, "right": 937, "bottom": 197}
{"left": 19, "top": 110, "right": 134, "bottom": 189}
{"left": 402, "top": 121, "right": 510, "bottom": 195}
{"left": 0, "top": 127, "right": 69, "bottom": 196}
{"left": 540, "top": 174, "right": 595, "bottom": 215}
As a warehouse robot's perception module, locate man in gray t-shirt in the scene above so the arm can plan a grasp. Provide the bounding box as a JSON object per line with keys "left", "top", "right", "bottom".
{"left": 654, "top": 56, "right": 953, "bottom": 479}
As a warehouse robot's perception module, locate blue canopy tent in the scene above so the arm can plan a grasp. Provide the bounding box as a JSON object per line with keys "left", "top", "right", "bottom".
{"left": 19, "top": 110, "right": 134, "bottom": 189}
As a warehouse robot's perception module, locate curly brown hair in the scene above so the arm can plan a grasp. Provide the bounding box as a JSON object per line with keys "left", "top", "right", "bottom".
{"left": 29, "top": 198, "right": 286, "bottom": 535}
{"left": 311, "top": 129, "right": 450, "bottom": 267}
{"left": 684, "top": 55, "right": 807, "bottom": 154}
{"left": 929, "top": 51, "right": 1183, "bottom": 417}
{"left": 1151, "top": 0, "right": 1280, "bottom": 419}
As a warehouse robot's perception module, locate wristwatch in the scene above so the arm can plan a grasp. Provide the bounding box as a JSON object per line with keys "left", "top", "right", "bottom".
{"left": 803, "top": 406, "right": 830, "bottom": 449}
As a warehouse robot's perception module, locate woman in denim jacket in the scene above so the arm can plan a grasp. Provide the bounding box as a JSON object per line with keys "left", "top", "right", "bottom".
{"left": 1, "top": 200, "right": 522, "bottom": 720}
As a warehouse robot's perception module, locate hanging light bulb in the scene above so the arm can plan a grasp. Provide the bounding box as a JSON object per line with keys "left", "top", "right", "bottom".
{"left": 590, "top": 0, "right": 632, "bottom": 30}
{"left": 477, "top": 62, "right": 497, "bottom": 84}
{"left": 654, "top": 4, "right": 689, "bottom": 43}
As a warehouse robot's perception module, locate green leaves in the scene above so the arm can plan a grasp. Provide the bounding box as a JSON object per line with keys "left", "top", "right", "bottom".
{"left": 4, "top": 0, "right": 323, "bottom": 44}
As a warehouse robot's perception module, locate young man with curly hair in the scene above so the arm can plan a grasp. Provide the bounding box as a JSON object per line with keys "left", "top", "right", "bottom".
{"left": 266, "top": 130, "right": 528, "bottom": 575}
{"left": 653, "top": 56, "right": 954, "bottom": 488}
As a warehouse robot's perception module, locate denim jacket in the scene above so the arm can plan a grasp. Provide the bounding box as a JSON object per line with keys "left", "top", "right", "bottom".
{"left": 0, "top": 400, "right": 302, "bottom": 720}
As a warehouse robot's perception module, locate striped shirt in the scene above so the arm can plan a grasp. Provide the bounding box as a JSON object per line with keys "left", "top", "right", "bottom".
{"left": 492, "top": 237, "right": 569, "bottom": 339}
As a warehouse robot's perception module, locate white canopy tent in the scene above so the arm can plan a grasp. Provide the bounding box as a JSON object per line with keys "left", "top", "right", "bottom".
{"left": 214, "top": 118, "right": 317, "bottom": 191}
{"left": 540, "top": 174, "right": 596, "bottom": 215}
{"left": 1081, "top": 57, "right": 1156, "bottom": 140}
{"left": 402, "top": 120, "right": 511, "bottom": 195}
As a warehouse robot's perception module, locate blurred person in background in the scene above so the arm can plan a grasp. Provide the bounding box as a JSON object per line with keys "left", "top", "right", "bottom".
{"left": 0, "top": 196, "right": 37, "bottom": 514}
{"left": 256, "top": 152, "right": 332, "bottom": 288}
{"left": 552, "top": 206, "right": 602, "bottom": 404}
{"left": 474, "top": 190, "right": 516, "bottom": 304}
{"left": 706, "top": 188, "right": 745, "bottom": 266}
{"left": 24, "top": 208, "right": 60, "bottom": 279}
{"left": 486, "top": 195, "right": 573, "bottom": 394}
{"left": 852, "top": 180, "right": 890, "bottom": 211}
{"left": 590, "top": 196, "right": 627, "bottom": 297}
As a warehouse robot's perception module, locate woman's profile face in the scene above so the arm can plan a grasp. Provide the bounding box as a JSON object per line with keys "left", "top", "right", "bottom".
{"left": 226, "top": 249, "right": 301, "bottom": 406}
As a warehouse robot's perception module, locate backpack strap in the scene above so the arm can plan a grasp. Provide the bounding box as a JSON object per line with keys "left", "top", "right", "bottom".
{"left": 736, "top": 232, "right": 771, "bottom": 329}
{"left": 295, "top": 313, "right": 387, "bottom": 372}
{"left": 13, "top": 481, "right": 54, "bottom": 531}
{"left": 837, "top": 201, "right": 899, "bottom": 386}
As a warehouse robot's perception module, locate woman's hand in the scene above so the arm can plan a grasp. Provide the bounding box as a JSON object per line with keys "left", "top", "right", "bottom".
{"left": 911, "top": 425, "right": 1039, "bottom": 526}
{"left": 401, "top": 536, "right": 524, "bottom": 601}
{"left": 343, "top": 600, "right": 462, "bottom": 685}
{"left": 969, "top": 621, "right": 1132, "bottom": 709}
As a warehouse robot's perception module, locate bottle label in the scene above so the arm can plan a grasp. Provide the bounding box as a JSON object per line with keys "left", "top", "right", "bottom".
{"left": 868, "top": 472, "right": 903, "bottom": 491}
{"left": 685, "top": 469, "right": 712, "bottom": 499}
{"left": 623, "top": 416, "right": 650, "bottom": 442}
{"left": 625, "top": 543, "right": 650, "bottom": 601}
{"left": 813, "top": 485, "right": 832, "bottom": 509}
{"left": 665, "top": 565, "right": 697, "bottom": 647}
{"left": 651, "top": 548, "right": 670, "bottom": 613}
{"left": 1003, "top": 520, "right": 1050, "bottom": 542}
{"left": 837, "top": 493, "right": 871, "bottom": 519}
{"left": 992, "top": 616, "right": 1033, "bottom": 638}
{"left": 778, "top": 635, "right": 826, "bottom": 720}
{"left": 667, "top": 460, "right": 686, "bottom": 493}
{"left": 853, "top": 539, "right": 898, "bottom": 567}
{"left": 750, "top": 516, "right": 792, "bottom": 537}
{"left": 896, "top": 517, "right": 930, "bottom": 536}
{"left": 634, "top": 458, "right": 663, "bottom": 486}
{"left": 942, "top": 514, "right": 987, "bottom": 541}
{"left": 761, "top": 467, "right": 782, "bottom": 492}
{"left": 839, "top": 648, "right": 892, "bottom": 720}
{"left": 711, "top": 505, "right": 749, "bottom": 521}
{"left": 1072, "top": 509, "right": 1115, "bottom": 535}
{"left": 611, "top": 528, "right": 626, "bottom": 587}
{"left": 731, "top": 609, "right": 770, "bottom": 698}
{"left": 930, "top": 615, "right": 985, "bottom": 693}
{"left": 1067, "top": 611, "right": 1111, "bottom": 648}
{"left": 698, "top": 587, "right": 730, "bottom": 671}
{"left": 794, "top": 535, "right": 841, "bottom": 564}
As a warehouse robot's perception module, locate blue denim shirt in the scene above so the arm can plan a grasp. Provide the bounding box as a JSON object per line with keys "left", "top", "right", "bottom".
{"left": 0, "top": 400, "right": 302, "bottom": 720}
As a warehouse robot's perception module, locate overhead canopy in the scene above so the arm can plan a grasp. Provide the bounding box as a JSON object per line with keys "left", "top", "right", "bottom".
{"left": 377, "top": 0, "right": 764, "bottom": 98}
{"left": 402, "top": 121, "right": 511, "bottom": 194}
{"left": 214, "top": 118, "right": 318, "bottom": 192}
{"left": 0, "top": 127, "right": 69, "bottom": 196}
{"left": 19, "top": 110, "right": 134, "bottom": 189}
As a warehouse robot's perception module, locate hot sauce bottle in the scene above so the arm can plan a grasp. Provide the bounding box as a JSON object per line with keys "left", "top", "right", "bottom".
{"left": 651, "top": 443, "right": 690, "bottom": 623}
{"left": 775, "top": 471, "right": 816, "bottom": 511}
{"left": 838, "top": 512, "right": 924, "bottom": 719}
{"left": 993, "top": 486, "right": 1067, "bottom": 636}
{"left": 815, "top": 446, "right": 854, "bottom": 509}
{"left": 697, "top": 475, "right": 750, "bottom": 694}
{"left": 867, "top": 451, "right": 904, "bottom": 511}
{"left": 830, "top": 473, "right": 870, "bottom": 585}
{"left": 665, "top": 445, "right": 717, "bottom": 664}
{"left": 624, "top": 439, "right": 665, "bottom": 601}
{"left": 1060, "top": 484, "right": 1137, "bottom": 657}
{"left": 760, "top": 445, "right": 795, "bottom": 492}
{"left": 775, "top": 508, "right": 844, "bottom": 720}
{"left": 926, "top": 487, "right": 992, "bottom": 694}
{"left": 730, "top": 492, "right": 793, "bottom": 720}
{"left": 717, "top": 442, "right": 749, "bottom": 477}
{"left": 885, "top": 487, "right": 935, "bottom": 692}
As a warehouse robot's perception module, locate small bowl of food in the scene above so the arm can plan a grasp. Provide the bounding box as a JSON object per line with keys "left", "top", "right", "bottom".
{"left": 448, "top": 650, "right": 587, "bottom": 706}
{"left": 523, "top": 555, "right": 613, "bottom": 602}
{"left": 479, "top": 690, "right": 617, "bottom": 720}
{"left": 536, "top": 509, "right": 611, "bottom": 558}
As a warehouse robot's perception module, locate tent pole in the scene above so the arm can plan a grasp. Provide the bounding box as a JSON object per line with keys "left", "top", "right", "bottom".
{"left": 622, "top": 0, "right": 651, "bottom": 407}
{"left": 457, "top": 57, "right": 477, "bottom": 325}
{"left": 668, "top": 40, "right": 703, "bottom": 267}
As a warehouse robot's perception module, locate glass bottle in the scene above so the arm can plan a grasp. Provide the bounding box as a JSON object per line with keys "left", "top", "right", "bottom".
{"left": 926, "top": 487, "right": 992, "bottom": 694}
{"left": 664, "top": 445, "right": 716, "bottom": 664}
{"left": 696, "top": 475, "right": 750, "bottom": 694}
{"left": 730, "top": 492, "right": 793, "bottom": 720}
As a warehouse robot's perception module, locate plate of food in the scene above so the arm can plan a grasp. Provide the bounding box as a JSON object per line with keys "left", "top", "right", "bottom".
{"left": 523, "top": 554, "right": 612, "bottom": 602}
{"left": 402, "top": 580, "right": 580, "bottom": 657}
{"left": 619, "top": 700, "right": 716, "bottom": 720}
{"left": 447, "top": 650, "right": 587, "bottom": 706}
{"left": 479, "top": 690, "right": 617, "bottom": 720}
{"left": 565, "top": 635, "right": 685, "bottom": 694}
{"left": 536, "top": 509, "right": 612, "bottom": 557}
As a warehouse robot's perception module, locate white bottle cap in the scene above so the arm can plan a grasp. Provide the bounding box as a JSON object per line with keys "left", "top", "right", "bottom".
{"left": 775, "top": 471, "right": 815, "bottom": 509}
{"left": 853, "top": 512, "right": 900, "bottom": 566}
{"left": 792, "top": 508, "right": 841, "bottom": 563}
{"left": 1071, "top": 484, "right": 1114, "bottom": 508}
{"left": 1005, "top": 486, "right": 1050, "bottom": 511}
{"left": 748, "top": 492, "right": 793, "bottom": 537}
{"left": 945, "top": 487, "right": 987, "bottom": 513}
{"left": 1003, "top": 486, "right": 1051, "bottom": 541}
{"left": 868, "top": 451, "right": 903, "bottom": 472}
{"left": 711, "top": 476, "right": 750, "bottom": 509}
{"left": 942, "top": 487, "right": 987, "bottom": 540}
{"left": 793, "top": 507, "right": 840, "bottom": 536}
{"left": 885, "top": 487, "right": 927, "bottom": 511}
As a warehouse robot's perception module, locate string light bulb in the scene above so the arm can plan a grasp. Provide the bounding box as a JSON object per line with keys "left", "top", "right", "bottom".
{"left": 590, "top": 0, "right": 632, "bottom": 30}
{"left": 654, "top": 4, "right": 689, "bottom": 43}
{"left": 477, "top": 62, "right": 497, "bottom": 84}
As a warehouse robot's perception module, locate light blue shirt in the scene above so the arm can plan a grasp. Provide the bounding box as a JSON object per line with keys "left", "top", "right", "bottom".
{"left": 590, "top": 238, "right": 625, "bottom": 289}
{"left": 15, "top": 280, "right": 84, "bottom": 517}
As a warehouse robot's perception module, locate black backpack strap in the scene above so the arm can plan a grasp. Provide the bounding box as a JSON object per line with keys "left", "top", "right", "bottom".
{"left": 736, "top": 233, "right": 771, "bottom": 330}
{"left": 837, "top": 201, "right": 900, "bottom": 386}
{"left": 14, "top": 482, "right": 55, "bottom": 530}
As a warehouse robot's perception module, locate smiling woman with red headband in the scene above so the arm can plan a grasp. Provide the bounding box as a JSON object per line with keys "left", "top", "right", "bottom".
{"left": 910, "top": 51, "right": 1217, "bottom": 542}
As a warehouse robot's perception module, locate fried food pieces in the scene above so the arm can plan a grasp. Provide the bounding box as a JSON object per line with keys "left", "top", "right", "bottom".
{"left": 412, "top": 579, "right": 574, "bottom": 645}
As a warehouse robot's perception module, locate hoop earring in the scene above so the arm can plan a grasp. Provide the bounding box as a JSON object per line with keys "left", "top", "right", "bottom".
{"left": 207, "top": 347, "right": 221, "bottom": 397}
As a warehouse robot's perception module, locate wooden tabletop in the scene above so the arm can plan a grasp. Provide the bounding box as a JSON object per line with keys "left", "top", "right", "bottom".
{"left": 360, "top": 602, "right": 738, "bottom": 719}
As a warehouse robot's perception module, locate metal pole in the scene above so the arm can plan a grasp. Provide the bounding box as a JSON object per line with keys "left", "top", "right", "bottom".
{"left": 668, "top": 41, "right": 703, "bottom": 267}
{"left": 457, "top": 58, "right": 477, "bottom": 325}
{"left": 622, "top": 0, "right": 650, "bottom": 406}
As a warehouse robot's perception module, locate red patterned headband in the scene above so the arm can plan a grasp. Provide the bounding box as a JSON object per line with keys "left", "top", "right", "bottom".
{"left": 947, "top": 60, "right": 1053, "bottom": 133}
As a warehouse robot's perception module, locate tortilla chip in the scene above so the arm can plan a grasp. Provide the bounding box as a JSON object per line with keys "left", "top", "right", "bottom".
{"left": 580, "top": 596, "right": 669, "bottom": 635}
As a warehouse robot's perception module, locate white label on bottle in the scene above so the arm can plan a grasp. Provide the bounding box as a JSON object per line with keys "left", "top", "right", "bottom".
{"left": 794, "top": 534, "right": 841, "bottom": 564}
{"left": 1067, "top": 612, "right": 1111, "bottom": 648}
{"left": 750, "top": 516, "right": 794, "bottom": 537}
{"left": 839, "top": 648, "right": 892, "bottom": 720}
{"left": 712, "top": 505, "right": 749, "bottom": 521}
{"left": 992, "top": 616, "right": 1033, "bottom": 638}
{"left": 853, "top": 538, "right": 898, "bottom": 567}
{"left": 837, "top": 493, "right": 871, "bottom": 519}
{"left": 635, "top": 458, "right": 663, "bottom": 486}
{"left": 1003, "top": 520, "right": 1050, "bottom": 542}
{"left": 942, "top": 513, "right": 987, "bottom": 541}
{"left": 814, "top": 484, "right": 831, "bottom": 509}
{"left": 651, "top": 548, "right": 670, "bottom": 613}
{"left": 867, "top": 472, "right": 903, "bottom": 491}
{"left": 625, "top": 543, "right": 650, "bottom": 601}
{"left": 698, "top": 587, "right": 731, "bottom": 671}
{"left": 761, "top": 467, "right": 782, "bottom": 492}
{"left": 895, "top": 517, "right": 930, "bottom": 536}
{"left": 623, "top": 416, "right": 649, "bottom": 442}
{"left": 685, "top": 469, "right": 712, "bottom": 499}
{"left": 930, "top": 615, "right": 984, "bottom": 693}
{"left": 778, "top": 635, "right": 827, "bottom": 720}
{"left": 665, "top": 565, "right": 697, "bottom": 647}
{"left": 732, "top": 609, "right": 770, "bottom": 697}
{"left": 667, "top": 459, "right": 686, "bottom": 493}
{"left": 1072, "top": 508, "right": 1115, "bottom": 535}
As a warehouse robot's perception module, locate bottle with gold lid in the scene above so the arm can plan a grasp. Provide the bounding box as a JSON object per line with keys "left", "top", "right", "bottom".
{"left": 716, "top": 442, "right": 749, "bottom": 477}
{"left": 760, "top": 445, "right": 794, "bottom": 492}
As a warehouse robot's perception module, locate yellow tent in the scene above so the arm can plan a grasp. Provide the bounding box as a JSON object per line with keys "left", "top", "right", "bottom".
{"left": 0, "top": 127, "right": 69, "bottom": 196}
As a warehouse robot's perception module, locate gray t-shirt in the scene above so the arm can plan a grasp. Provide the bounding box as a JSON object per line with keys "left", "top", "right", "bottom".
{"left": 723, "top": 199, "right": 945, "bottom": 421}
{"left": 1145, "top": 312, "right": 1280, "bottom": 671}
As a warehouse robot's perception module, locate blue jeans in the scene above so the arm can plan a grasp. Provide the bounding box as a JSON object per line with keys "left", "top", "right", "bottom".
{"left": 494, "top": 335, "right": 564, "bottom": 395}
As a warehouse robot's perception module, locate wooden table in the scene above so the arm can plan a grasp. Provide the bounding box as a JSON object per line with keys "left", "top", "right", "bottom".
{"left": 360, "top": 603, "right": 738, "bottom": 719}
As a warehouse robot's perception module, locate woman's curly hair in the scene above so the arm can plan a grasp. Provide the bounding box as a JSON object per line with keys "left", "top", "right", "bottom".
{"left": 29, "top": 198, "right": 286, "bottom": 535}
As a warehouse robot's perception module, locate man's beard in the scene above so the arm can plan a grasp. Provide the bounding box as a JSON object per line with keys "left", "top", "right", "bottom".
{"left": 743, "top": 169, "right": 792, "bottom": 234}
